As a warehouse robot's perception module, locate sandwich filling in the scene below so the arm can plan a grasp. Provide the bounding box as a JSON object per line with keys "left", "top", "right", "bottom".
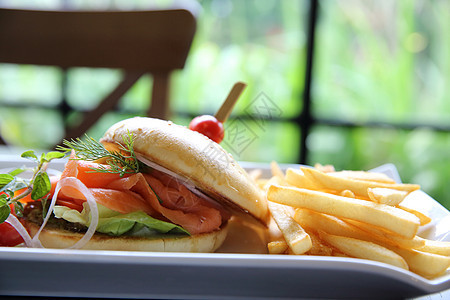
{"left": 20, "top": 151, "right": 230, "bottom": 248}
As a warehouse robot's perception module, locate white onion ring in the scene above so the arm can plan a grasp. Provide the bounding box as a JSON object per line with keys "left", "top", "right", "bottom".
{"left": 136, "top": 153, "right": 218, "bottom": 205}
{"left": 31, "top": 176, "right": 99, "bottom": 249}
{"left": 5, "top": 213, "right": 33, "bottom": 247}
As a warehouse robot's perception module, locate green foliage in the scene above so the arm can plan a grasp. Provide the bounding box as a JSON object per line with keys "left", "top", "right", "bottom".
{"left": 57, "top": 133, "right": 140, "bottom": 176}
{"left": 0, "top": 150, "right": 65, "bottom": 223}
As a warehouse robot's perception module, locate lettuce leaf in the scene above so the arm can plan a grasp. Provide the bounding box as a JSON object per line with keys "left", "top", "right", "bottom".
{"left": 53, "top": 203, "right": 189, "bottom": 237}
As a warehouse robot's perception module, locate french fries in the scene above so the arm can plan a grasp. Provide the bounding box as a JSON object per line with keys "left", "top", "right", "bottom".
{"left": 318, "top": 230, "right": 409, "bottom": 270}
{"left": 262, "top": 163, "right": 450, "bottom": 279}
{"left": 268, "top": 202, "right": 312, "bottom": 255}
{"left": 285, "top": 168, "right": 319, "bottom": 190}
{"left": 268, "top": 185, "right": 420, "bottom": 238}
{"left": 367, "top": 187, "right": 407, "bottom": 206}
{"left": 300, "top": 167, "right": 420, "bottom": 198}
{"left": 386, "top": 246, "right": 450, "bottom": 278}
{"left": 267, "top": 240, "right": 288, "bottom": 254}
{"left": 398, "top": 205, "right": 432, "bottom": 226}
{"left": 328, "top": 170, "right": 396, "bottom": 183}
{"left": 415, "top": 237, "right": 450, "bottom": 256}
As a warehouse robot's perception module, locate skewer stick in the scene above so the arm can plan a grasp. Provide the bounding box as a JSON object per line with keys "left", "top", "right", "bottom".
{"left": 214, "top": 82, "right": 247, "bottom": 123}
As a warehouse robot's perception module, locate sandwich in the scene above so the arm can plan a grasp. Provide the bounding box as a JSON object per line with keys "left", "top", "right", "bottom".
{"left": 20, "top": 117, "right": 269, "bottom": 252}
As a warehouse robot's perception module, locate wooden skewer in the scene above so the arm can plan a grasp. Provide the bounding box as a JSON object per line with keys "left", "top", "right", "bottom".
{"left": 214, "top": 81, "right": 247, "bottom": 123}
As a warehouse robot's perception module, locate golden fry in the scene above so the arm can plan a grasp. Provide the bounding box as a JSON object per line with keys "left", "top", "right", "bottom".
{"left": 268, "top": 202, "right": 312, "bottom": 255}
{"left": 328, "top": 170, "right": 396, "bottom": 184}
{"left": 318, "top": 231, "right": 409, "bottom": 270}
{"left": 268, "top": 240, "right": 288, "bottom": 254}
{"left": 248, "top": 168, "right": 263, "bottom": 182}
{"left": 340, "top": 189, "right": 356, "bottom": 198}
{"left": 271, "top": 161, "right": 285, "bottom": 179}
{"left": 343, "top": 219, "right": 426, "bottom": 249}
{"left": 294, "top": 209, "right": 363, "bottom": 240}
{"left": 314, "top": 163, "right": 335, "bottom": 173}
{"left": 415, "top": 237, "right": 450, "bottom": 256}
{"left": 305, "top": 230, "right": 334, "bottom": 256}
{"left": 295, "top": 209, "right": 425, "bottom": 250}
{"left": 367, "top": 187, "right": 407, "bottom": 206}
{"left": 398, "top": 205, "right": 432, "bottom": 226}
{"left": 388, "top": 246, "right": 450, "bottom": 278}
{"left": 301, "top": 167, "right": 420, "bottom": 198}
{"left": 268, "top": 185, "right": 420, "bottom": 238}
{"left": 285, "top": 168, "right": 319, "bottom": 190}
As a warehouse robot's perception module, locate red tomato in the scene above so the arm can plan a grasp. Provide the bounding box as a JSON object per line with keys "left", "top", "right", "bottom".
{"left": 189, "top": 115, "right": 225, "bottom": 143}
{"left": 56, "top": 199, "right": 84, "bottom": 212}
{"left": 0, "top": 221, "right": 24, "bottom": 247}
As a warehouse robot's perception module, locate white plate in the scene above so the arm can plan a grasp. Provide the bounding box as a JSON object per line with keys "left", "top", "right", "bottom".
{"left": 0, "top": 156, "right": 449, "bottom": 299}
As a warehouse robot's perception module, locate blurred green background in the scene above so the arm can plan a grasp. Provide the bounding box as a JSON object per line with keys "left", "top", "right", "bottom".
{"left": 0, "top": 0, "right": 449, "bottom": 209}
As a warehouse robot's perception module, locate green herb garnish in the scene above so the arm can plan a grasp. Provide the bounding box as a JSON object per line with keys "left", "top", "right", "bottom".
{"left": 0, "top": 150, "right": 65, "bottom": 223}
{"left": 56, "top": 132, "right": 140, "bottom": 176}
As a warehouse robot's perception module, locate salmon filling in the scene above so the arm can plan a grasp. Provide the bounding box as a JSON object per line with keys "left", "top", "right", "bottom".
{"left": 47, "top": 155, "right": 228, "bottom": 235}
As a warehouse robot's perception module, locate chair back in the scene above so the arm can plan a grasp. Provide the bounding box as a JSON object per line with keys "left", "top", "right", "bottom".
{"left": 0, "top": 6, "right": 197, "bottom": 142}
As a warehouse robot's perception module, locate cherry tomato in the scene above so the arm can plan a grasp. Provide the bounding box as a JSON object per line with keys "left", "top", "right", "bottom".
{"left": 189, "top": 115, "right": 225, "bottom": 143}
{"left": 0, "top": 221, "right": 24, "bottom": 247}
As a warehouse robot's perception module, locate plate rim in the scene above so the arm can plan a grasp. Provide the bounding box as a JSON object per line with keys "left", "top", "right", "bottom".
{"left": 1, "top": 157, "right": 449, "bottom": 297}
{"left": 1, "top": 246, "right": 449, "bottom": 294}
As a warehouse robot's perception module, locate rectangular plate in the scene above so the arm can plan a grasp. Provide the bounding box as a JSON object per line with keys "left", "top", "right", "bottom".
{"left": 0, "top": 156, "right": 449, "bottom": 299}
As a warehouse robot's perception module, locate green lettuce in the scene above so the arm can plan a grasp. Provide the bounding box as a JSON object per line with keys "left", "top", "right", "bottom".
{"left": 53, "top": 203, "right": 189, "bottom": 237}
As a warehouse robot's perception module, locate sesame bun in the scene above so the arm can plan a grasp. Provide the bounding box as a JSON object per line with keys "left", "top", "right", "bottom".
{"left": 100, "top": 117, "right": 269, "bottom": 223}
{"left": 24, "top": 221, "right": 228, "bottom": 252}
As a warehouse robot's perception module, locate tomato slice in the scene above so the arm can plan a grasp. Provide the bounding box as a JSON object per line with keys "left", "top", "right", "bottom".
{"left": 0, "top": 222, "right": 24, "bottom": 247}
{"left": 56, "top": 199, "right": 84, "bottom": 212}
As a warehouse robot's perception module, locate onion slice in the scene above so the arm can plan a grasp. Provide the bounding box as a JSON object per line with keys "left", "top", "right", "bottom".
{"left": 136, "top": 153, "right": 220, "bottom": 206}
{"left": 6, "top": 213, "right": 33, "bottom": 247}
{"left": 30, "top": 177, "right": 99, "bottom": 249}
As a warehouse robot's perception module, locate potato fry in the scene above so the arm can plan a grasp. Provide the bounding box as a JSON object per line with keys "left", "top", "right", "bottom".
{"left": 285, "top": 168, "right": 319, "bottom": 190}
{"left": 314, "top": 163, "right": 335, "bottom": 173}
{"left": 268, "top": 240, "right": 288, "bottom": 254}
{"left": 387, "top": 246, "right": 450, "bottom": 278}
{"left": 255, "top": 178, "right": 270, "bottom": 190}
{"left": 268, "top": 202, "right": 312, "bottom": 255}
{"left": 318, "top": 231, "right": 409, "bottom": 270}
{"left": 343, "top": 219, "right": 426, "bottom": 249}
{"left": 262, "top": 176, "right": 287, "bottom": 192}
{"left": 367, "top": 187, "right": 407, "bottom": 206}
{"left": 301, "top": 167, "right": 420, "bottom": 198}
{"left": 271, "top": 161, "right": 285, "bottom": 179}
{"left": 268, "top": 185, "right": 420, "bottom": 238}
{"left": 340, "top": 189, "right": 355, "bottom": 198}
{"left": 398, "top": 205, "right": 432, "bottom": 226}
{"left": 248, "top": 168, "right": 262, "bottom": 182}
{"left": 294, "top": 209, "right": 364, "bottom": 240}
{"left": 328, "top": 170, "right": 396, "bottom": 184}
{"left": 415, "top": 237, "right": 450, "bottom": 256}
{"left": 294, "top": 209, "right": 425, "bottom": 249}
{"left": 305, "top": 230, "right": 334, "bottom": 256}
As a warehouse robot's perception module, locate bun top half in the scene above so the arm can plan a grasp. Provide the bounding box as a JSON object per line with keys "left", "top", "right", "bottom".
{"left": 100, "top": 117, "right": 269, "bottom": 223}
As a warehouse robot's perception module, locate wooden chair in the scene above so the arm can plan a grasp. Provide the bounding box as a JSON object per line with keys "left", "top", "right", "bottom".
{"left": 0, "top": 5, "right": 197, "bottom": 142}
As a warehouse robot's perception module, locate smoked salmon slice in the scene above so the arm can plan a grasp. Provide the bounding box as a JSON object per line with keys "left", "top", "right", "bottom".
{"left": 142, "top": 174, "right": 222, "bottom": 234}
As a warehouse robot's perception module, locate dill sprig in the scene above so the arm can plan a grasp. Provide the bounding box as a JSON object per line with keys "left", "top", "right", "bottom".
{"left": 57, "top": 132, "right": 140, "bottom": 176}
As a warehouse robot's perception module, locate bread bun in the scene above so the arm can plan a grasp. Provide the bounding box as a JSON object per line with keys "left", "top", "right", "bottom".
{"left": 24, "top": 221, "right": 228, "bottom": 252}
{"left": 100, "top": 117, "right": 269, "bottom": 223}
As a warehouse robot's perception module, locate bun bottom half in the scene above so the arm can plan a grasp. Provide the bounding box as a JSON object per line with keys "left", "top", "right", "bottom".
{"left": 24, "top": 221, "right": 228, "bottom": 253}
